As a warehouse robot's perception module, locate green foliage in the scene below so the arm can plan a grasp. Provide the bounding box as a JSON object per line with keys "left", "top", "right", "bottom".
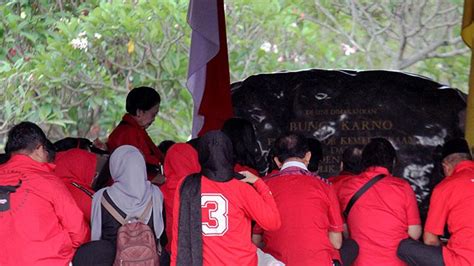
{"left": 1, "top": 0, "right": 191, "bottom": 144}
{"left": 0, "top": 0, "right": 469, "bottom": 146}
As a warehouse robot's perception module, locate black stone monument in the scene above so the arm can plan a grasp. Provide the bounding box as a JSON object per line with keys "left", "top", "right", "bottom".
{"left": 231, "top": 69, "right": 466, "bottom": 220}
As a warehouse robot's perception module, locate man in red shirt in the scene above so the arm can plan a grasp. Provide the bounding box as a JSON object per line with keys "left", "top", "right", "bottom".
{"left": 107, "top": 86, "right": 164, "bottom": 181}
{"left": 337, "top": 138, "right": 421, "bottom": 266}
{"left": 253, "top": 133, "right": 344, "bottom": 266}
{"left": 0, "top": 122, "right": 89, "bottom": 266}
{"left": 398, "top": 138, "right": 474, "bottom": 266}
{"left": 171, "top": 131, "right": 281, "bottom": 266}
{"left": 329, "top": 145, "right": 363, "bottom": 196}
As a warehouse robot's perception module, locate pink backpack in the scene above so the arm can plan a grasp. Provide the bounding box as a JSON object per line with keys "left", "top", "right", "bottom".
{"left": 102, "top": 197, "right": 160, "bottom": 266}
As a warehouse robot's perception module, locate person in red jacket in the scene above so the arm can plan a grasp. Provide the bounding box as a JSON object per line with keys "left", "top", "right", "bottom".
{"left": 0, "top": 122, "right": 89, "bottom": 266}
{"left": 107, "top": 86, "right": 164, "bottom": 182}
{"left": 171, "top": 131, "right": 281, "bottom": 266}
{"left": 253, "top": 133, "right": 344, "bottom": 266}
{"left": 338, "top": 138, "right": 421, "bottom": 266}
{"left": 398, "top": 138, "right": 474, "bottom": 266}
{"left": 55, "top": 148, "right": 98, "bottom": 223}
{"left": 162, "top": 143, "right": 201, "bottom": 251}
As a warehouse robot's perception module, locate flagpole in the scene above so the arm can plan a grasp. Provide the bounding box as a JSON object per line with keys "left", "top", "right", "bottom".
{"left": 461, "top": 0, "right": 474, "bottom": 150}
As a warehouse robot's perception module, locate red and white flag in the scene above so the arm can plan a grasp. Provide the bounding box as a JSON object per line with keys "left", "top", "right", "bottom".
{"left": 187, "top": 0, "right": 234, "bottom": 137}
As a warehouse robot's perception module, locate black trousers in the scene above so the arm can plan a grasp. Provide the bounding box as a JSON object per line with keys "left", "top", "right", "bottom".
{"left": 334, "top": 238, "right": 359, "bottom": 266}
{"left": 397, "top": 238, "right": 445, "bottom": 266}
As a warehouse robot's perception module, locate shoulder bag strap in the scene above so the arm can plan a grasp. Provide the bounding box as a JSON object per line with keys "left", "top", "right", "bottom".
{"left": 101, "top": 196, "right": 126, "bottom": 225}
{"left": 71, "top": 182, "right": 94, "bottom": 198}
{"left": 343, "top": 174, "right": 386, "bottom": 219}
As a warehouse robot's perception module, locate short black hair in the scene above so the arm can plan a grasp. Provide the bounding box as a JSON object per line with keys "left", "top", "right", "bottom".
{"left": 158, "top": 140, "right": 176, "bottom": 156}
{"left": 441, "top": 138, "right": 472, "bottom": 160}
{"left": 126, "top": 86, "right": 161, "bottom": 115}
{"left": 221, "top": 118, "right": 260, "bottom": 169}
{"left": 361, "top": 138, "right": 396, "bottom": 172}
{"left": 5, "top": 122, "right": 55, "bottom": 161}
{"left": 274, "top": 133, "right": 309, "bottom": 163}
{"left": 341, "top": 145, "right": 364, "bottom": 174}
{"left": 307, "top": 137, "right": 323, "bottom": 172}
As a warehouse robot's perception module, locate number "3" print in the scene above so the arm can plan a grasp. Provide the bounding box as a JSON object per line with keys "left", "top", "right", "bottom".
{"left": 201, "top": 193, "right": 229, "bottom": 236}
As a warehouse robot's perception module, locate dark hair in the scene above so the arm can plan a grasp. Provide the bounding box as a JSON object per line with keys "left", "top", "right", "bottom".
{"left": 126, "top": 86, "right": 161, "bottom": 115}
{"left": 341, "top": 145, "right": 364, "bottom": 174}
{"left": 5, "top": 121, "right": 56, "bottom": 161}
{"left": 361, "top": 138, "right": 396, "bottom": 172}
{"left": 274, "top": 133, "right": 309, "bottom": 163}
{"left": 53, "top": 137, "right": 108, "bottom": 155}
{"left": 0, "top": 153, "right": 10, "bottom": 165}
{"left": 221, "top": 118, "right": 261, "bottom": 170}
{"left": 54, "top": 137, "right": 92, "bottom": 152}
{"left": 266, "top": 147, "right": 279, "bottom": 173}
{"left": 187, "top": 137, "right": 200, "bottom": 150}
{"left": 307, "top": 138, "right": 323, "bottom": 172}
{"left": 158, "top": 140, "right": 176, "bottom": 156}
{"left": 441, "top": 138, "right": 472, "bottom": 160}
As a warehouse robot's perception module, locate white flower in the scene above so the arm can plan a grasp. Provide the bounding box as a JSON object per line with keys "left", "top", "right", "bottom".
{"left": 78, "top": 31, "right": 87, "bottom": 37}
{"left": 277, "top": 56, "right": 284, "bottom": 62}
{"left": 341, "top": 43, "right": 357, "bottom": 56}
{"left": 94, "top": 33, "right": 102, "bottom": 39}
{"left": 260, "top": 42, "right": 272, "bottom": 52}
{"left": 272, "top": 44, "right": 279, "bottom": 53}
{"left": 70, "top": 37, "right": 89, "bottom": 51}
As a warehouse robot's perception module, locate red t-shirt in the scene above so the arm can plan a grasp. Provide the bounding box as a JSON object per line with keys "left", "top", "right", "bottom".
{"left": 0, "top": 155, "right": 89, "bottom": 266}
{"left": 328, "top": 171, "right": 356, "bottom": 198}
{"left": 171, "top": 177, "right": 281, "bottom": 266}
{"left": 257, "top": 167, "right": 344, "bottom": 266}
{"left": 107, "top": 114, "right": 163, "bottom": 169}
{"left": 425, "top": 160, "right": 474, "bottom": 266}
{"left": 337, "top": 166, "right": 420, "bottom": 266}
{"left": 234, "top": 163, "right": 260, "bottom": 176}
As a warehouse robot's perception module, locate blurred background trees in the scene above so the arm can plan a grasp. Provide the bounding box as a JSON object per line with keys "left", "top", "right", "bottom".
{"left": 0, "top": 0, "right": 468, "bottom": 145}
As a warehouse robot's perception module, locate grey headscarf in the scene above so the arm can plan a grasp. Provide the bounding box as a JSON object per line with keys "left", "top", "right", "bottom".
{"left": 91, "top": 145, "right": 164, "bottom": 240}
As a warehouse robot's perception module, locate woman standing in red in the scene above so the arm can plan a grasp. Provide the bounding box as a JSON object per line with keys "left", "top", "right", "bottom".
{"left": 107, "top": 86, "right": 164, "bottom": 181}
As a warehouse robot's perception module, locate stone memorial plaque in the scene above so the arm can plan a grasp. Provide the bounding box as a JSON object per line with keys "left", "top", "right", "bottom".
{"left": 231, "top": 69, "right": 466, "bottom": 219}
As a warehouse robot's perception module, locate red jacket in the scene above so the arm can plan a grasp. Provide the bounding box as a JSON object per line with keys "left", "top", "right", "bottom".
{"left": 107, "top": 114, "right": 164, "bottom": 168}
{"left": 0, "top": 155, "right": 89, "bottom": 266}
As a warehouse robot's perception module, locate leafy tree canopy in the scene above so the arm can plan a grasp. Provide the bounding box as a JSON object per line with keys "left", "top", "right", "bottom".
{"left": 0, "top": 0, "right": 468, "bottom": 145}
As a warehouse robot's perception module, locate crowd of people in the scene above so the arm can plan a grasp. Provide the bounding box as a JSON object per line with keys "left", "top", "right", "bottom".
{"left": 0, "top": 86, "right": 473, "bottom": 266}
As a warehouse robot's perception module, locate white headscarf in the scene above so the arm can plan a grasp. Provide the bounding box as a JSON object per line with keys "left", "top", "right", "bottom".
{"left": 91, "top": 145, "right": 164, "bottom": 240}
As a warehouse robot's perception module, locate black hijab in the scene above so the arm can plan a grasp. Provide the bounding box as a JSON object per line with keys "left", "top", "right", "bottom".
{"left": 176, "top": 131, "right": 239, "bottom": 266}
